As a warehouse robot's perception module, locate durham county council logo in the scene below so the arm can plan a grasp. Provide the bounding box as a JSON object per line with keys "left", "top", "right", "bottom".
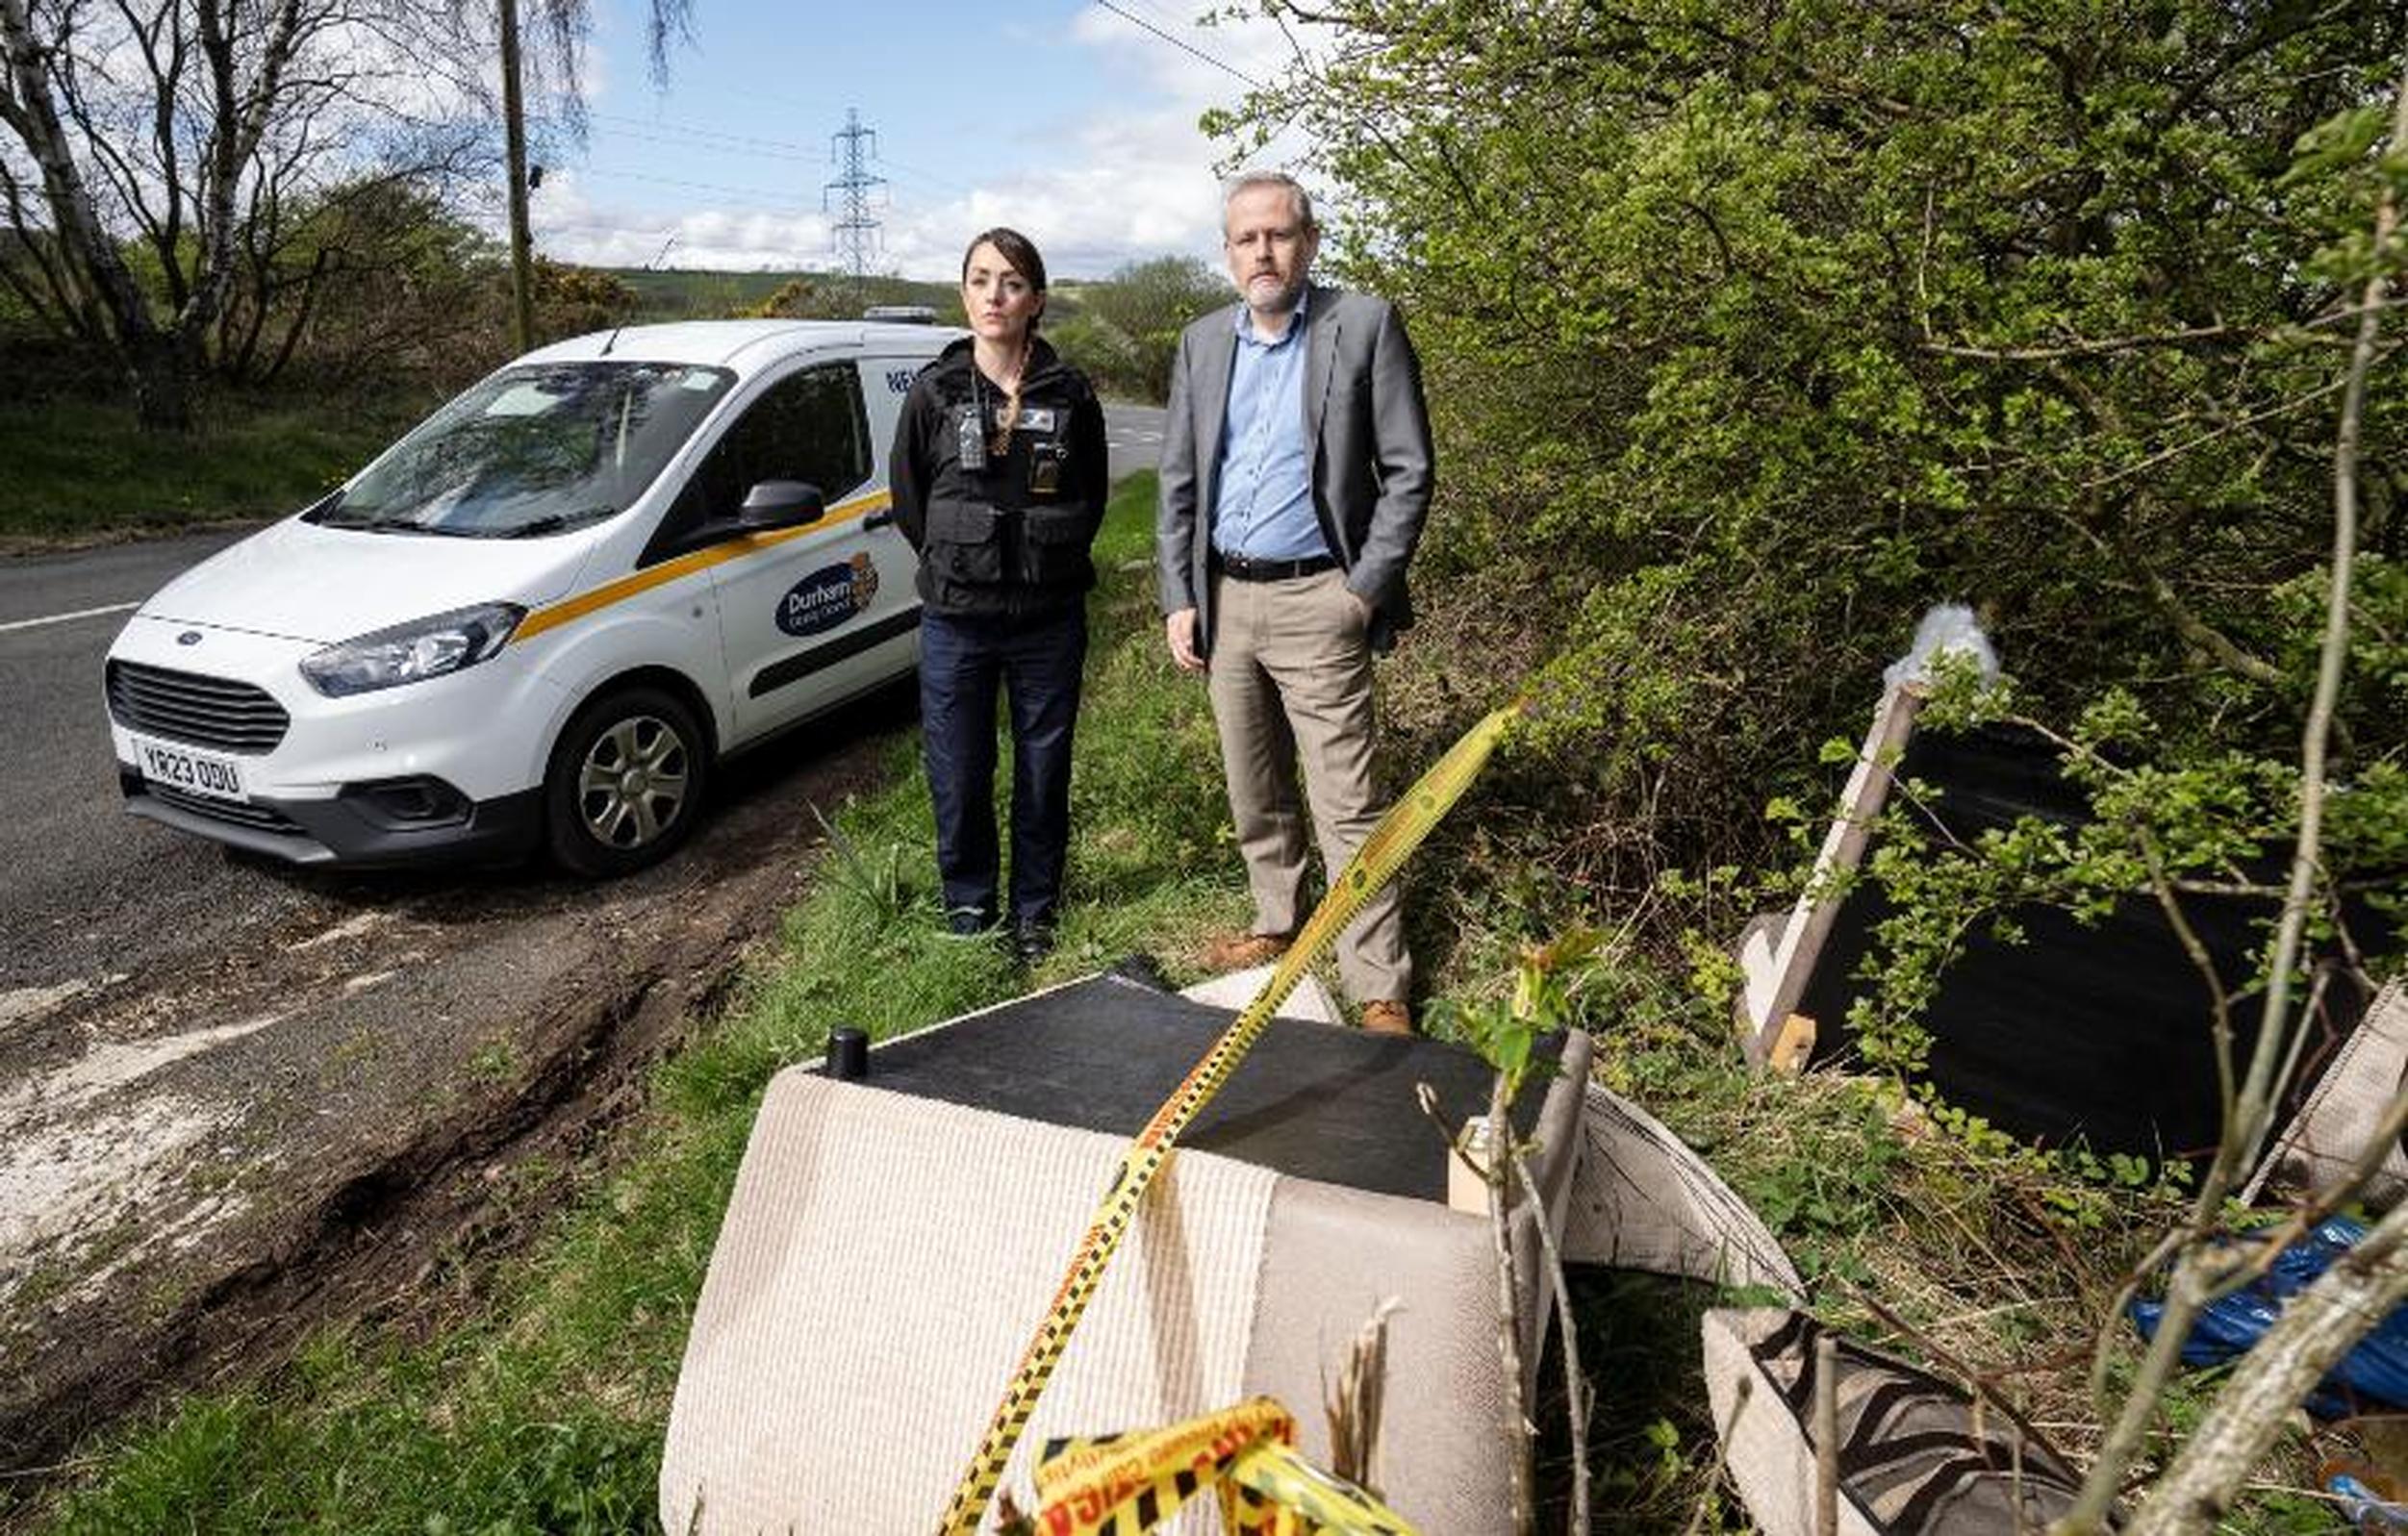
{"left": 774, "top": 554, "right": 879, "bottom": 638}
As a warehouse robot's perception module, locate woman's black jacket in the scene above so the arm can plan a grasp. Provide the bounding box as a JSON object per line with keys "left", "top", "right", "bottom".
{"left": 888, "top": 335, "right": 1109, "bottom": 621}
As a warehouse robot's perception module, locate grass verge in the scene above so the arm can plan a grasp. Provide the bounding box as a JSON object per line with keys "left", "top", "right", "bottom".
{"left": 12, "top": 472, "right": 2336, "bottom": 1533}
{"left": 16, "top": 471, "right": 1263, "bottom": 1533}
{"left": 0, "top": 389, "right": 436, "bottom": 546}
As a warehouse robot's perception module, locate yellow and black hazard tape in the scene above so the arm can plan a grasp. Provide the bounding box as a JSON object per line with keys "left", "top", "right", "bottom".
{"left": 938, "top": 701, "right": 1523, "bottom": 1533}
{"left": 1027, "top": 1397, "right": 1418, "bottom": 1535}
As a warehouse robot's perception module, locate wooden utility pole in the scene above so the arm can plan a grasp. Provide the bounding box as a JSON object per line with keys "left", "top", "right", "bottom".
{"left": 498, "top": 0, "right": 535, "bottom": 352}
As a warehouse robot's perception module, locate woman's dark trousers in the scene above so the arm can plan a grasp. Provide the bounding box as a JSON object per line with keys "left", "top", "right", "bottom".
{"left": 919, "top": 608, "right": 1086, "bottom": 932}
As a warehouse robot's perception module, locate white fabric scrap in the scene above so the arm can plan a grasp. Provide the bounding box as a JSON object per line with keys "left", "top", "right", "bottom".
{"left": 1882, "top": 602, "right": 1999, "bottom": 692}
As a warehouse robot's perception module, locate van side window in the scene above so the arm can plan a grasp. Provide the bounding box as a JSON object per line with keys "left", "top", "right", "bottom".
{"left": 645, "top": 362, "right": 872, "bottom": 565}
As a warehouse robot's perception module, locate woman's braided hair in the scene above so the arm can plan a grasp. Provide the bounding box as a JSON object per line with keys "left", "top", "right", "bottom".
{"left": 961, "top": 227, "right": 1047, "bottom": 456}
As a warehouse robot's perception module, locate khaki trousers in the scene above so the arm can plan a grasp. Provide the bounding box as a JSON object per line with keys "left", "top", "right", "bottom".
{"left": 1206, "top": 568, "right": 1412, "bottom": 1003}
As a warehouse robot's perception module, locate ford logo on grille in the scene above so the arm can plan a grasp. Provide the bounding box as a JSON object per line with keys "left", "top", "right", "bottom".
{"left": 177, "top": 631, "right": 203, "bottom": 645}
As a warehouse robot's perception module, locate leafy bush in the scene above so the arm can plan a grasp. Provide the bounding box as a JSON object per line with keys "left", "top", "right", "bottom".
{"left": 1215, "top": 1, "right": 2407, "bottom": 925}
{"left": 1063, "top": 255, "right": 1229, "bottom": 401}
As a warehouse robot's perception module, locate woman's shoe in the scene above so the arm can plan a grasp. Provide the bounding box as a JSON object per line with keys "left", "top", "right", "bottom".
{"left": 1011, "top": 920, "right": 1056, "bottom": 966}
{"left": 945, "top": 906, "right": 998, "bottom": 938}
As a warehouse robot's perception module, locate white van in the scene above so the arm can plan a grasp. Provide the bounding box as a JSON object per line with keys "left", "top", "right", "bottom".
{"left": 102, "top": 319, "right": 954, "bottom": 875}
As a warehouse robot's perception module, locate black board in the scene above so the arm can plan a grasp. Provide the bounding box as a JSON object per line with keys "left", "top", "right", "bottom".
{"left": 836, "top": 972, "right": 1565, "bottom": 1204}
{"left": 1798, "top": 724, "right": 2386, "bottom": 1161}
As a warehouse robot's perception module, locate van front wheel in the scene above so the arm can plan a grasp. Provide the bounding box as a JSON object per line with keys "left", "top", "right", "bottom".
{"left": 544, "top": 686, "right": 709, "bottom": 877}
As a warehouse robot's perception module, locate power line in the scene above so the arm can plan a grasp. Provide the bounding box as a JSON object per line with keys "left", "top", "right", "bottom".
{"left": 876, "top": 154, "right": 978, "bottom": 199}
{"left": 543, "top": 216, "right": 680, "bottom": 234}
{"left": 1090, "top": 0, "right": 1264, "bottom": 88}
{"left": 588, "top": 108, "right": 816, "bottom": 154}
{"left": 587, "top": 114, "right": 819, "bottom": 164}
{"left": 575, "top": 165, "right": 817, "bottom": 213}
{"left": 581, "top": 112, "right": 978, "bottom": 204}
{"left": 1119, "top": 0, "right": 1230, "bottom": 49}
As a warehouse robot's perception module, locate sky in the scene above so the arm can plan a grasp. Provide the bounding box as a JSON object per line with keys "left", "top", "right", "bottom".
{"left": 526, "top": 0, "right": 1317, "bottom": 282}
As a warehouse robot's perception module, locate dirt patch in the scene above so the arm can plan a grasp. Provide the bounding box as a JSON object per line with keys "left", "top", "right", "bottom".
{"left": 0, "top": 689, "right": 912, "bottom": 1488}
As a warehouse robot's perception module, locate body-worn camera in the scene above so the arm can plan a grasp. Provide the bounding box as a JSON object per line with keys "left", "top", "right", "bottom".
{"left": 1029, "top": 441, "right": 1066, "bottom": 496}
{"left": 954, "top": 404, "right": 987, "bottom": 472}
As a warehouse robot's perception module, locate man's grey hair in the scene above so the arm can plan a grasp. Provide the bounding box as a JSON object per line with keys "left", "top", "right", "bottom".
{"left": 1223, "top": 170, "right": 1317, "bottom": 234}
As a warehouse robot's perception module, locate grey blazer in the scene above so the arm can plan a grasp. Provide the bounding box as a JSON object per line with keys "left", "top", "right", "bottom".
{"left": 1154, "top": 284, "right": 1434, "bottom": 655}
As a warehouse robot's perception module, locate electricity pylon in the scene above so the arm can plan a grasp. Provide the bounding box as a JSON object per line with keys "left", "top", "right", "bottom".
{"left": 824, "top": 108, "right": 886, "bottom": 283}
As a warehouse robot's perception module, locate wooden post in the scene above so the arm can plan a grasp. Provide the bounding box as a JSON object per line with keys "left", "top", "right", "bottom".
{"left": 498, "top": 0, "right": 535, "bottom": 354}
{"left": 1814, "top": 1332, "right": 1839, "bottom": 1536}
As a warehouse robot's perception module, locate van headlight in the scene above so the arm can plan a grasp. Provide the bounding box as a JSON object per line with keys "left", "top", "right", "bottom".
{"left": 300, "top": 602, "right": 527, "bottom": 697}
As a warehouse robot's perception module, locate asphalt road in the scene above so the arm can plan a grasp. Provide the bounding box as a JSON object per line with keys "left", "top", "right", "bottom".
{"left": 3, "top": 526, "right": 268, "bottom": 993}
{"left": 0, "top": 403, "right": 1164, "bottom": 994}
{"left": 1101, "top": 401, "right": 1164, "bottom": 485}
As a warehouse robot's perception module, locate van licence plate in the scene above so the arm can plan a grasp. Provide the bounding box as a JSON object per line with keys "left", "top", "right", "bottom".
{"left": 133, "top": 734, "right": 247, "bottom": 803}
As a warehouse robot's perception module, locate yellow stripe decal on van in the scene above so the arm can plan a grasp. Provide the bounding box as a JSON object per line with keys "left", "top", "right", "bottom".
{"left": 513, "top": 488, "right": 893, "bottom": 644}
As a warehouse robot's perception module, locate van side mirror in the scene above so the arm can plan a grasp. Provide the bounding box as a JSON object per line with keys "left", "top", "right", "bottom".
{"left": 738, "top": 480, "right": 826, "bottom": 530}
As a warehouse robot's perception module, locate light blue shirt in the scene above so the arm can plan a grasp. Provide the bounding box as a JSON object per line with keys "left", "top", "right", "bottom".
{"left": 1212, "top": 290, "right": 1325, "bottom": 562}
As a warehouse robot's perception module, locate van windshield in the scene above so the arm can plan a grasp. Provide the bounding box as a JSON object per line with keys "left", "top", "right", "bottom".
{"left": 308, "top": 363, "right": 736, "bottom": 538}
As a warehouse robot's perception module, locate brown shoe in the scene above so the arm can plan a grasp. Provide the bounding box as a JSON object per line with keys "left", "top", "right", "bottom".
{"left": 1359, "top": 999, "right": 1415, "bottom": 1037}
{"left": 1200, "top": 930, "right": 1292, "bottom": 971}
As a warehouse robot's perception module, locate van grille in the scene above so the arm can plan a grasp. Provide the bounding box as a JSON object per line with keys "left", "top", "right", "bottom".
{"left": 143, "top": 782, "right": 308, "bottom": 836}
{"left": 107, "top": 661, "right": 291, "bottom": 754}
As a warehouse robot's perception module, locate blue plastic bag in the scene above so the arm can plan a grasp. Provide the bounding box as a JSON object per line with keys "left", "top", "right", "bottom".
{"left": 2330, "top": 1469, "right": 2408, "bottom": 1534}
{"left": 2128, "top": 1219, "right": 2408, "bottom": 1417}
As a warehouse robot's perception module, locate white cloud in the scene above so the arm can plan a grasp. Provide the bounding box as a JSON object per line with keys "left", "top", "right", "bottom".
{"left": 1066, "top": 4, "right": 1296, "bottom": 102}
{"left": 843, "top": 9, "right": 1325, "bottom": 282}
{"left": 539, "top": 4, "right": 1329, "bottom": 283}
{"left": 534, "top": 170, "right": 832, "bottom": 271}
{"left": 867, "top": 108, "right": 1232, "bottom": 281}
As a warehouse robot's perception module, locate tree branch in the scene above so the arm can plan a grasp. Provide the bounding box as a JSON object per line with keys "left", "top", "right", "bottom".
{"left": 2064, "top": 44, "right": 2408, "bottom": 1535}
{"left": 1511, "top": 1143, "right": 1589, "bottom": 1533}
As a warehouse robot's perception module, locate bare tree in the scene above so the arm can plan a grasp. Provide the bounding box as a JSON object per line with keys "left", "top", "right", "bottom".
{"left": 0, "top": 0, "right": 487, "bottom": 427}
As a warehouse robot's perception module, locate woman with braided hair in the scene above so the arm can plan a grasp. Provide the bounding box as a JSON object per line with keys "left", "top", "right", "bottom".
{"left": 889, "top": 228, "right": 1108, "bottom": 963}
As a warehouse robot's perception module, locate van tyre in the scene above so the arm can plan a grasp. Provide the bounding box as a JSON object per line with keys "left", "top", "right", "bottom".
{"left": 544, "top": 686, "right": 708, "bottom": 877}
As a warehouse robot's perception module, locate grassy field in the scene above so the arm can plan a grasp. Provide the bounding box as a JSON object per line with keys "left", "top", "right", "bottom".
{"left": 0, "top": 390, "right": 439, "bottom": 547}
{"left": 610, "top": 266, "right": 961, "bottom": 320}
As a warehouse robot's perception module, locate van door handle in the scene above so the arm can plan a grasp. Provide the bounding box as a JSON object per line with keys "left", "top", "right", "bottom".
{"left": 864, "top": 510, "right": 896, "bottom": 530}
